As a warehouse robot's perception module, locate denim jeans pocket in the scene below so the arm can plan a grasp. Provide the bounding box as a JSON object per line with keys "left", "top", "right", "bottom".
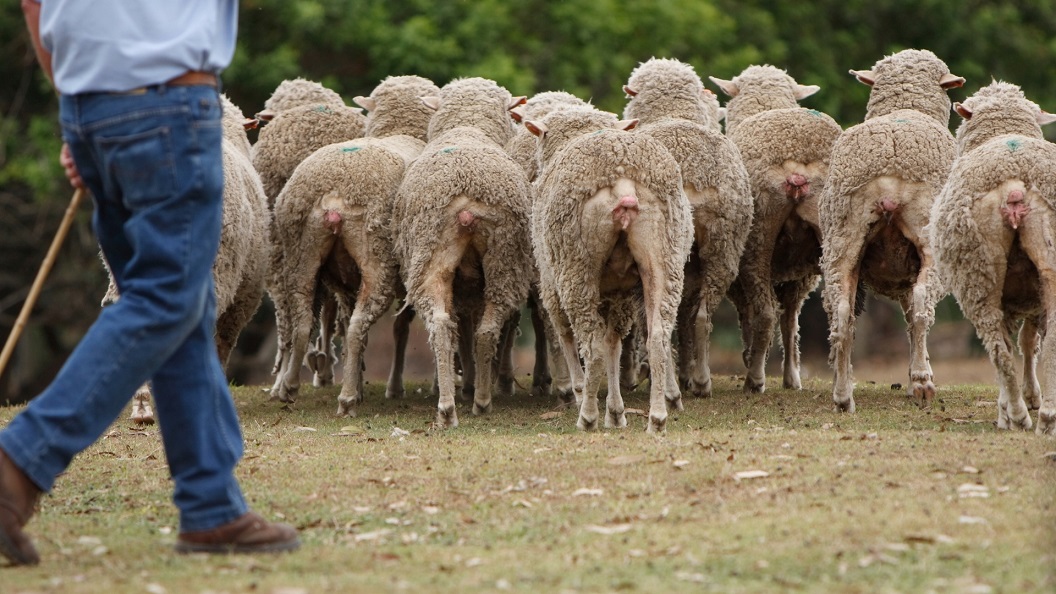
{"left": 97, "top": 126, "right": 179, "bottom": 210}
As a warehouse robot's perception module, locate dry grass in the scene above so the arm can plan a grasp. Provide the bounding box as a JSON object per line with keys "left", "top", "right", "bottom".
{"left": 1, "top": 366, "right": 1054, "bottom": 593}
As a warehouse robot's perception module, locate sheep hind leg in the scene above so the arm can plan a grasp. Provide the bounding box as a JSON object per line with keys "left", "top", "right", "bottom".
{"left": 336, "top": 278, "right": 394, "bottom": 417}
{"left": 472, "top": 301, "right": 508, "bottom": 415}
{"left": 743, "top": 283, "right": 777, "bottom": 394}
{"left": 602, "top": 327, "right": 627, "bottom": 428}
{"left": 1020, "top": 219, "right": 1056, "bottom": 434}
{"left": 457, "top": 314, "right": 476, "bottom": 403}
{"left": 1020, "top": 316, "right": 1042, "bottom": 411}
{"left": 825, "top": 264, "right": 861, "bottom": 413}
{"left": 528, "top": 294, "right": 552, "bottom": 397}
{"left": 306, "top": 293, "right": 339, "bottom": 387}
{"left": 688, "top": 286, "right": 723, "bottom": 399}
{"left": 385, "top": 306, "right": 414, "bottom": 399}
{"left": 979, "top": 311, "right": 1031, "bottom": 431}
{"left": 270, "top": 284, "right": 315, "bottom": 404}
{"left": 777, "top": 277, "right": 816, "bottom": 390}
{"left": 494, "top": 310, "right": 519, "bottom": 398}
{"left": 899, "top": 287, "right": 937, "bottom": 408}
{"left": 577, "top": 343, "right": 605, "bottom": 432}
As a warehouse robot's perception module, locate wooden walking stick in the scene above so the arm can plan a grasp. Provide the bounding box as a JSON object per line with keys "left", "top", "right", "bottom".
{"left": 0, "top": 187, "right": 86, "bottom": 380}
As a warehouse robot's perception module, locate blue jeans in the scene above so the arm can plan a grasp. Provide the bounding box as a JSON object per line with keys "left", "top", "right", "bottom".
{"left": 0, "top": 85, "right": 248, "bottom": 532}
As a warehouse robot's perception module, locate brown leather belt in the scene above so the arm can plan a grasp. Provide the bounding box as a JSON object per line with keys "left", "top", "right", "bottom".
{"left": 166, "top": 71, "right": 218, "bottom": 87}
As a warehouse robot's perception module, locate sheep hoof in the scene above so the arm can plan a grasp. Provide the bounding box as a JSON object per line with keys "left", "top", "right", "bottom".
{"left": 577, "top": 414, "right": 598, "bottom": 431}
{"left": 335, "top": 401, "right": 357, "bottom": 418}
{"left": 647, "top": 414, "right": 667, "bottom": 434}
{"left": 1025, "top": 389, "right": 1042, "bottom": 411}
{"left": 605, "top": 409, "right": 627, "bottom": 428}
{"left": 385, "top": 387, "right": 405, "bottom": 399}
{"left": 270, "top": 384, "right": 297, "bottom": 404}
{"left": 1036, "top": 410, "right": 1056, "bottom": 436}
{"left": 460, "top": 385, "right": 475, "bottom": 403}
{"left": 743, "top": 375, "right": 765, "bottom": 394}
{"left": 131, "top": 402, "right": 155, "bottom": 425}
{"left": 783, "top": 375, "right": 802, "bottom": 390}
{"left": 435, "top": 405, "right": 459, "bottom": 429}
{"left": 1000, "top": 401, "right": 1033, "bottom": 431}
{"left": 687, "top": 378, "right": 711, "bottom": 399}
{"left": 667, "top": 394, "right": 684, "bottom": 412}
{"left": 834, "top": 397, "right": 855, "bottom": 413}
{"left": 912, "top": 380, "right": 936, "bottom": 407}
{"left": 312, "top": 374, "right": 333, "bottom": 388}
{"left": 472, "top": 400, "right": 492, "bottom": 415}
{"left": 555, "top": 388, "right": 576, "bottom": 405}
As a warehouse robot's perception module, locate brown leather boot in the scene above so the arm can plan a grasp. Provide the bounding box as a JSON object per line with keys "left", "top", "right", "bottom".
{"left": 175, "top": 512, "right": 300, "bottom": 554}
{"left": 0, "top": 448, "right": 43, "bottom": 566}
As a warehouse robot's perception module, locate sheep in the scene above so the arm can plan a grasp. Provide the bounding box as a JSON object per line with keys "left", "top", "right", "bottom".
{"left": 819, "top": 49, "right": 964, "bottom": 413}
{"left": 254, "top": 77, "right": 346, "bottom": 121}
{"left": 931, "top": 80, "right": 1056, "bottom": 435}
{"left": 106, "top": 94, "right": 271, "bottom": 424}
{"left": 251, "top": 81, "right": 367, "bottom": 203}
{"left": 528, "top": 105, "right": 693, "bottom": 433}
{"left": 505, "top": 90, "right": 593, "bottom": 401}
{"left": 392, "top": 77, "right": 533, "bottom": 428}
{"left": 621, "top": 58, "right": 753, "bottom": 399}
{"left": 709, "top": 65, "right": 842, "bottom": 393}
{"left": 268, "top": 75, "right": 440, "bottom": 416}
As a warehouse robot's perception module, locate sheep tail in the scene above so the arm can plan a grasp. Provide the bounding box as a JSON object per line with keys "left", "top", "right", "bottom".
{"left": 783, "top": 173, "right": 811, "bottom": 203}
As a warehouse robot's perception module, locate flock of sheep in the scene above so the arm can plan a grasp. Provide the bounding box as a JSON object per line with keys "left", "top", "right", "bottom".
{"left": 113, "top": 48, "right": 1056, "bottom": 436}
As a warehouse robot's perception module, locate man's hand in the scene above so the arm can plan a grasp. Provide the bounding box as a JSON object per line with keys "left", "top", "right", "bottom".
{"left": 60, "top": 143, "right": 84, "bottom": 189}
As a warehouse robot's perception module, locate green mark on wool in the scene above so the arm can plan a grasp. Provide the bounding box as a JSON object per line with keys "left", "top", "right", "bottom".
{"left": 341, "top": 146, "right": 361, "bottom": 153}
{"left": 440, "top": 147, "right": 457, "bottom": 154}
{"left": 313, "top": 105, "right": 332, "bottom": 114}
{"left": 1006, "top": 138, "right": 1022, "bottom": 152}
{"left": 893, "top": 118, "right": 909, "bottom": 123}
{"left": 806, "top": 109, "right": 822, "bottom": 117}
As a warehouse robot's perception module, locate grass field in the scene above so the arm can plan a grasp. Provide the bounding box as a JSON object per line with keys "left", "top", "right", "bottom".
{"left": 1, "top": 368, "right": 1054, "bottom": 593}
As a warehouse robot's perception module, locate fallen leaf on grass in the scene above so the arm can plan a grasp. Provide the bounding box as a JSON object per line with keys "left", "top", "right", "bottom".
{"left": 957, "top": 484, "right": 990, "bottom": 498}
{"left": 1041, "top": 451, "right": 1056, "bottom": 462}
{"left": 585, "top": 524, "right": 633, "bottom": 535}
{"left": 625, "top": 408, "right": 646, "bottom": 417}
{"left": 354, "top": 529, "right": 393, "bottom": 542}
{"left": 960, "top": 466, "right": 980, "bottom": 474}
{"left": 958, "top": 515, "right": 988, "bottom": 525}
{"left": 390, "top": 427, "right": 410, "bottom": 438}
{"left": 608, "top": 455, "right": 644, "bottom": 466}
{"left": 905, "top": 533, "right": 955, "bottom": 545}
{"left": 572, "top": 488, "right": 604, "bottom": 497}
{"left": 672, "top": 460, "right": 690, "bottom": 470}
{"left": 293, "top": 426, "right": 317, "bottom": 432}
{"left": 674, "top": 571, "right": 707, "bottom": 583}
{"left": 733, "top": 470, "right": 770, "bottom": 481}
{"left": 539, "top": 411, "right": 562, "bottom": 420}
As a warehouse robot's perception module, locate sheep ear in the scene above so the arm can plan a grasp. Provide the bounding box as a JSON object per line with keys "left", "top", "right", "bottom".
{"left": 255, "top": 109, "right": 276, "bottom": 122}
{"left": 708, "top": 76, "right": 738, "bottom": 97}
{"left": 953, "top": 103, "right": 972, "bottom": 120}
{"left": 718, "top": 107, "right": 728, "bottom": 122}
{"left": 510, "top": 105, "right": 526, "bottom": 123}
{"left": 939, "top": 73, "right": 966, "bottom": 90}
{"left": 701, "top": 88, "right": 714, "bottom": 98}
{"left": 353, "top": 96, "right": 377, "bottom": 112}
{"left": 242, "top": 117, "right": 259, "bottom": 131}
{"left": 351, "top": 107, "right": 364, "bottom": 115}
{"left": 508, "top": 96, "right": 528, "bottom": 110}
{"left": 617, "top": 118, "right": 639, "bottom": 131}
{"left": 850, "top": 69, "right": 875, "bottom": 86}
{"left": 623, "top": 85, "right": 638, "bottom": 97}
{"left": 421, "top": 96, "right": 441, "bottom": 111}
{"left": 794, "top": 84, "right": 820, "bottom": 100}
{"left": 524, "top": 120, "right": 547, "bottom": 138}
{"left": 1038, "top": 111, "right": 1056, "bottom": 126}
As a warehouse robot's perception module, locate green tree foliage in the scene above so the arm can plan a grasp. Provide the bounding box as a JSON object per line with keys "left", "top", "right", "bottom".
{"left": 2, "top": 0, "right": 1056, "bottom": 399}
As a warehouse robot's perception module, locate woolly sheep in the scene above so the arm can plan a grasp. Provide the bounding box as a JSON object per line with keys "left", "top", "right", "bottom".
{"left": 931, "top": 81, "right": 1056, "bottom": 435}
{"left": 819, "top": 49, "right": 964, "bottom": 413}
{"left": 255, "top": 77, "right": 346, "bottom": 121}
{"left": 392, "top": 77, "right": 533, "bottom": 428}
{"left": 505, "top": 90, "right": 592, "bottom": 400}
{"left": 251, "top": 80, "right": 367, "bottom": 203}
{"left": 106, "top": 94, "right": 271, "bottom": 423}
{"left": 268, "top": 75, "right": 440, "bottom": 416}
{"left": 528, "top": 106, "right": 693, "bottom": 433}
{"left": 623, "top": 58, "right": 753, "bottom": 399}
{"left": 709, "top": 65, "right": 842, "bottom": 393}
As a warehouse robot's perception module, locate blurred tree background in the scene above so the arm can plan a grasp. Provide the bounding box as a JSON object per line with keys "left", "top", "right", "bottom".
{"left": 2, "top": 0, "right": 1052, "bottom": 402}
